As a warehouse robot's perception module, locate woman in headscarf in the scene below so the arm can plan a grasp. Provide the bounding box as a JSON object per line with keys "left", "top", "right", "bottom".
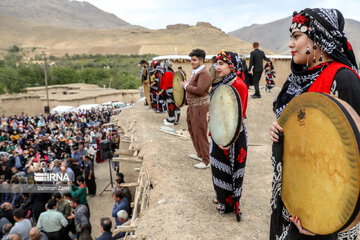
{"left": 210, "top": 51, "right": 248, "bottom": 222}
{"left": 149, "top": 60, "right": 167, "bottom": 113}
{"left": 270, "top": 8, "right": 360, "bottom": 239}
{"left": 159, "top": 60, "right": 181, "bottom": 125}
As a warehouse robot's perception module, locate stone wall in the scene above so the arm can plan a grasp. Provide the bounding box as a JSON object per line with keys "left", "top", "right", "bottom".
{"left": 0, "top": 89, "right": 141, "bottom": 116}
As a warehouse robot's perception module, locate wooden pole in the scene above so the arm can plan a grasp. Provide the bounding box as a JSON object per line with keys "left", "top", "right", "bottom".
{"left": 43, "top": 54, "right": 50, "bottom": 112}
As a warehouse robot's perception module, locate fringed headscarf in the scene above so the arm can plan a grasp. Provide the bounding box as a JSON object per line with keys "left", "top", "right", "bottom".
{"left": 290, "top": 8, "right": 357, "bottom": 70}
{"left": 211, "top": 51, "right": 243, "bottom": 96}
{"left": 164, "top": 60, "right": 174, "bottom": 73}
{"left": 273, "top": 8, "right": 358, "bottom": 119}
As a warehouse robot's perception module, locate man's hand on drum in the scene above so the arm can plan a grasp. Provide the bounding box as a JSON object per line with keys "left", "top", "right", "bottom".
{"left": 180, "top": 81, "right": 186, "bottom": 89}
{"left": 270, "top": 121, "right": 283, "bottom": 142}
{"left": 289, "top": 215, "right": 316, "bottom": 236}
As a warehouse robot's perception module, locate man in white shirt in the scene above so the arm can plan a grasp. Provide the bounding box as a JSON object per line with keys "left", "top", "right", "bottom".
{"left": 180, "top": 49, "right": 212, "bottom": 169}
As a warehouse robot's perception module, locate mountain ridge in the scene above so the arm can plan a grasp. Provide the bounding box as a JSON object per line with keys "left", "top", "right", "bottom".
{"left": 0, "top": 0, "right": 132, "bottom": 30}
{"left": 0, "top": 14, "right": 264, "bottom": 57}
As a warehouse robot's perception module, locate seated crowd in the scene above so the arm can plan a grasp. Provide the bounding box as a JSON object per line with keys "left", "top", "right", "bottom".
{"left": 0, "top": 108, "right": 133, "bottom": 239}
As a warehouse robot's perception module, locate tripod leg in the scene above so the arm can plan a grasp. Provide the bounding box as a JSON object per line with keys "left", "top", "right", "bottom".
{"left": 99, "top": 158, "right": 114, "bottom": 196}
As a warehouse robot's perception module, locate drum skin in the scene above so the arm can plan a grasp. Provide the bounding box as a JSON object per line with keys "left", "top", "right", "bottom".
{"left": 209, "top": 85, "right": 242, "bottom": 147}
{"left": 173, "top": 71, "right": 185, "bottom": 107}
{"left": 279, "top": 92, "right": 360, "bottom": 235}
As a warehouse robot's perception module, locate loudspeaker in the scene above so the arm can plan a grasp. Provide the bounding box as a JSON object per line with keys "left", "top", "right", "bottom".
{"left": 99, "top": 139, "right": 112, "bottom": 160}
{"left": 44, "top": 106, "right": 50, "bottom": 113}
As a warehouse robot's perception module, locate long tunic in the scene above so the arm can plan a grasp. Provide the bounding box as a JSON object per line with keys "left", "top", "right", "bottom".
{"left": 210, "top": 76, "right": 248, "bottom": 217}
{"left": 160, "top": 71, "right": 180, "bottom": 123}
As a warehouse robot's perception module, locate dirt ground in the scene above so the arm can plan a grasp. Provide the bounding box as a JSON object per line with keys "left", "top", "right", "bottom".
{"left": 89, "top": 87, "right": 360, "bottom": 239}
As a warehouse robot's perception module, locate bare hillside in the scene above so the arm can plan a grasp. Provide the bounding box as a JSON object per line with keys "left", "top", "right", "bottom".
{"left": 0, "top": 0, "right": 131, "bottom": 29}
{"left": 0, "top": 15, "right": 268, "bottom": 56}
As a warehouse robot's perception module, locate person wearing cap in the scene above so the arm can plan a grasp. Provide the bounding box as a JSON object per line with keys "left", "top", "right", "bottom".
{"left": 112, "top": 210, "right": 129, "bottom": 240}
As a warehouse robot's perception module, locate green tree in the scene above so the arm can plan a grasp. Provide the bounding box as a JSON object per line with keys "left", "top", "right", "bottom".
{"left": 50, "top": 67, "right": 79, "bottom": 84}
{"left": 7, "top": 45, "right": 20, "bottom": 53}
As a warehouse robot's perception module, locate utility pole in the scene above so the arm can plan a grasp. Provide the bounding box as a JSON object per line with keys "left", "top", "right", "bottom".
{"left": 43, "top": 53, "right": 50, "bottom": 114}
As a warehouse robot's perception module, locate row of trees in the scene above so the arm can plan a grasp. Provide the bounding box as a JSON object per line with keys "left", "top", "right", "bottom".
{"left": 0, "top": 45, "right": 155, "bottom": 94}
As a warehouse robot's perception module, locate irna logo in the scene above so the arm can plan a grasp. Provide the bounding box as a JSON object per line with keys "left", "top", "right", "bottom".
{"left": 34, "top": 173, "right": 70, "bottom": 182}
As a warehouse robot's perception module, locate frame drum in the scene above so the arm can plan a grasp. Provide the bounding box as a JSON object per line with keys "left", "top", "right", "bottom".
{"left": 279, "top": 92, "right": 360, "bottom": 235}
{"left": 173, "top": 71, "right": 186, "bottom": 107}
{"left": 209, "top": 85, "right": 242, "bottom": 147}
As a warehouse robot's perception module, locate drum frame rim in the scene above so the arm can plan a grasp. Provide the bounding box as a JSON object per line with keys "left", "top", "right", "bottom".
{"left": 320, "top": 93, "right": 360, "bottom": 233}
{"left": 279, "top": 92, "right": 360, "bottom": 234}
{"left": 209, "top": 84, "right": 243, "bottom": 147}
{"left": 173, "top": 71, "right": 185, "bottom": 108}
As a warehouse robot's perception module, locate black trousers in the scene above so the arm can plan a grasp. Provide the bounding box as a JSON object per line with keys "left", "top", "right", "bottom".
{"left": 85, "top": 176, "right": 97, "bottom": 195}
{"left": 252, "top": 71, "right": 262, "bottom": 96}
{"left": 45, "top": 230, "right": 64, "bottom": 240}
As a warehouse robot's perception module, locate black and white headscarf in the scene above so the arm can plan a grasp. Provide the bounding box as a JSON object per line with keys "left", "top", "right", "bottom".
{"left": 270, "top": 8, "right": 360, "bottom": 240}
{"left": 273, "top": 8, "right": 358, "bottom": 119}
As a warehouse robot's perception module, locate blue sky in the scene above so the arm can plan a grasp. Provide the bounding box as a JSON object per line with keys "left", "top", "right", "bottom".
{"left": 77, "top": 0, "right": 360, "bottom": 32}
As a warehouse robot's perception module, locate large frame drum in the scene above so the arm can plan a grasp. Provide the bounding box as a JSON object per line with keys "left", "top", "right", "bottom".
{"left": 172, "top": 71, "right": 186, "bottom": 107}
{"left": 209, "top": 85, "right": 243, "bottom": 147}
{"left": 279, "top": 92, "right": 360, "bottom": 235}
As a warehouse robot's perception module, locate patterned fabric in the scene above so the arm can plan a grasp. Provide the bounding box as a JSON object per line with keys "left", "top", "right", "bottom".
{"left": 264, "top": 62, "right": 275, "bottom": 91}
{"left": 150, "top": 66, "right": 167, "bottom": 113}
{"left": 210, "top": 123, "right": 247, "bottom": 218}
{"left": 165, "top": 88, "right": 180, "bottom": 123}
{"left": 270, "top": 8, "right": 360, "bottom": 240}
{"left": 273, "top": 62, "right": 329, "bottom": 119}
{"left": 290, "top": 8, "right": 357, "bottom": 70}
{"left": 211, "top": 51, "right": 243, "bottom": 96}
{"left": 271, "top": 63, "right": 360, "bottom": 240}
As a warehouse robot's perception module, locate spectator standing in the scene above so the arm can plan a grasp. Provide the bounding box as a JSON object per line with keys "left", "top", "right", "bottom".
{"left": 69, "top": 176, "right": 88, "bottom": 210}
{"left": 36, "top": 199, "right": 68, "bottom": 240}
{"left": 68, "top": 197, "right": 92, "bottom": 240}
{"left": 83, "top": 155, "right": 96, "bottom": 197}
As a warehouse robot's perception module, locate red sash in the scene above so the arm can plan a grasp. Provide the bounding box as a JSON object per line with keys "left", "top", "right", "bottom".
{"left": 308, "top": 62, "right": 360, "bottom": 93}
